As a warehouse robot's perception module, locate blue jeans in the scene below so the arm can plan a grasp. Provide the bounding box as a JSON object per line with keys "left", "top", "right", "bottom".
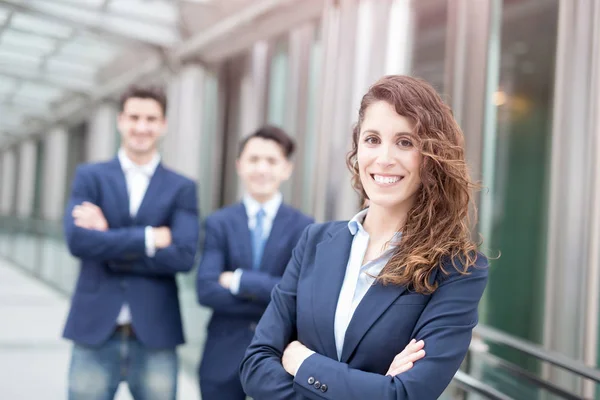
{"left": 68, "top": 329, "right": 178, "bottom": 400}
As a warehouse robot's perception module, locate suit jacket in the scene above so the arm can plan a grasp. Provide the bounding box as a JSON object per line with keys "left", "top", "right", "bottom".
{"left": 240, "top": 221, "right": 489, "bottom": 400}
{"left": 196, "top": 202, "right": 313, "bottom": 384}
{"left": 62, "top": 158, "right": 200, "bottom": 349}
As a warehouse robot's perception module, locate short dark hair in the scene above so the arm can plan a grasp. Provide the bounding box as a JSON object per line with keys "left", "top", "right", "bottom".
{"left": 238, "top": 125, "right": 296, "bottom": 159}
{"left": 119, "top": 85, "right": 167, "bottom": 117}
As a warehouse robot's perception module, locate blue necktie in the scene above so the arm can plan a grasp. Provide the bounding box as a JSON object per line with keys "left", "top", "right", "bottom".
{"left": 252, "top": 209, "right": 266, "bottom": 270}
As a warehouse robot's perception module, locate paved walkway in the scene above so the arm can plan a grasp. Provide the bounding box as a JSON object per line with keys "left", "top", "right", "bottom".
{"left": 0, "top": 259, "right": 200, "bottom": 400}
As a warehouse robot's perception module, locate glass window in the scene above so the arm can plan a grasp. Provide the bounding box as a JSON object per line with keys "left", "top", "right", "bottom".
{"left": 0, "top": 48, "right": 42, "bottom": 67}
{"left": 10, "top": 13, "right": 73, "bottom": 38}
{"left": 266, "top": 37, "right": 290, "bottom": 128}
{"left": 64, "top": 123, "right": 88, "bottom": 207}
{"left": 0, "top": 75, "right": 18, "bottom": 93}
{"left": 301, "top": 25, "right": 322, "bottom": 214}
{"left": 107, "top": 0, "right": 178, "bottom": 24}
{"left": 11, "top": 148, "right": 20, "bottom": 215}
{"left": 412, "top": 0, "right": 448, "bottom": 93}
{"left": 478, "top": 0, "right": 559, "bottom": 393}
{"left": 1, "top": 30, "right": 57, "bottom": 53}
{"left": 115, "top": 123, "right": 121, "bottom": 154}
{"left": 0, "top": 8, "right": 9, "bottom": 24}
{"left": 59, "top": 35, "right": 122, "bottom": 63}
{"left": 198, "top": 71, "right": 220, "bottom": 218}
{"left": 219, "top": 53, "right": 249, "bottom": 207}
{"left": 0, "top": 155, "right": 3, "bottom": 209}
{"left": 32, "top": 139, "right": 45, "bottom": 219}
{"left": 18, "top": 82, "right": 62, "bottom": 101}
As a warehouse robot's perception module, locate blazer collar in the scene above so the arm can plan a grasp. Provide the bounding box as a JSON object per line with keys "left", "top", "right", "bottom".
{"left": 311, "top": 222, "right": 408, "bottom": 362}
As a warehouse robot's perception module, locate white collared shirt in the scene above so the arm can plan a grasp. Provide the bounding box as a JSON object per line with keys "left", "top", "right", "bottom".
{"left": 229, "top": 192, "right": 283, "bottom": 295}
{"left": 333, "top": 208, "right": 401, "bottom": 360}
{"left": 116, "top": 148, "right": 161, "bottom": 325}
{"left": 118, "top": 148, "right": 161, "bottom": 218}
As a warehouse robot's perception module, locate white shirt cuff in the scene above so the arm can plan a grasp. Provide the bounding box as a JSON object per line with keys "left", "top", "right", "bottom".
{"left": 229, "top": 269, "right": 243, "bottom": 295}
{"left": 145, "top": 226, "right": 156, "bottom": 257}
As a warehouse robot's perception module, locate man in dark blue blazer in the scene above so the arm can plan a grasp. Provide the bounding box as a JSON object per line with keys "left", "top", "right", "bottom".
{"left": 63, "top": 85, "right": 199, "bottom": 400}
{"left": 196, "top": 125, "right": 314, "bottom": 400}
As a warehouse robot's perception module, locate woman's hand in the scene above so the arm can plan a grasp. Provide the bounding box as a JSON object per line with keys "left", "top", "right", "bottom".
{"left": 386, "top": 339, "right": 426, "bottom": 377}
{"left": 282, "top": 341, "right": 315, "bottom": 377}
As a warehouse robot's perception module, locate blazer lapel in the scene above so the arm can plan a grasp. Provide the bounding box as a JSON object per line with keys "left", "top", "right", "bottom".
{"left": 134, "top": 164, "right": 166, "bottom": 222}
{"left": 312, "top": 225, "right": 354, "bottom": 360}
{"left": 260, "top": 205, "right": 293, "bottom": 271}
{"left": 340, "top": 280, "right": 408, "bottom": 363}
{"left": 109, "top": 158, "right": 131, "bottom": 224}
{"left": 234, "top": 203, "right": 254, "bottom": 270}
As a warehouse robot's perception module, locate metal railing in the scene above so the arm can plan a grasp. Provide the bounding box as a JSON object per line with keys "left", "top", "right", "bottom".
{"left": 474, "top": 324, "right": 600, "bottom": 383}
{"left": 453, "top": 370, "right": 515, "bottom": 400}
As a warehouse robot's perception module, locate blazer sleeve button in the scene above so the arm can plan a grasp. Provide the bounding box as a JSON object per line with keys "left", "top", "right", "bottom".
{"left": 320, "top": 384, "right": 328, "bottom": 393}
{"left": 314, "top": 381, "right": 321, "bottom": 389}
{"left": 307, "top": 377, "right": 315, "bottom": 385}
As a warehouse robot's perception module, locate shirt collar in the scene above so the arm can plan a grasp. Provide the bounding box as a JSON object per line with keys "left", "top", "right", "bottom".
{"left": 348, "top": 207, "right": 403, "bottom": 243}
{"left": 348, "top": 208, "right": 369, "bottom": 236}
{"left": 118, "top": 148, "right": 160, "bottom": 177}
{"left": 349, "top": 208, "right": 402, "bottom": 274}
{"left": 243, "top": 192, "right": 283, "bottom": 220}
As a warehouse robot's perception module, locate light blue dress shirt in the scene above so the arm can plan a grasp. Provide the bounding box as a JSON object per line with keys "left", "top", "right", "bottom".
{"left": 333, "top": 208, "right": 401, "bottom": 360}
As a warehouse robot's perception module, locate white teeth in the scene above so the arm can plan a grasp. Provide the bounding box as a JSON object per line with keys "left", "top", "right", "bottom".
{"left": 373, "top": 175, "right": 401, "bottom": 184}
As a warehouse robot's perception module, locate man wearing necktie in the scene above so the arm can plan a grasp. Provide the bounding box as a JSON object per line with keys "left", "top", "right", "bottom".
{"left": 62, "top": 85, "right": 200, "bottom": 400}
{"left": 251, "top": 208, "right": 266, "bottom": 270}
{"left": 196, "top": 125, "right": 314, "bottom": 400}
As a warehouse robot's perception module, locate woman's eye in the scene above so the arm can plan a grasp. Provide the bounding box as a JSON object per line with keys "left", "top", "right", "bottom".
{"left": 399, "top": 139, "right": 413, "bottom": 148}
{"left": 365, "top": 136, "right": 379, "bottom": 144}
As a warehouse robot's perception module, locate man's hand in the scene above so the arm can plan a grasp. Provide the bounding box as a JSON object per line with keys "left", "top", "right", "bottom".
{"left": 282, "top": 341, "right": 315, "bottom": 377}
{"left": 385, "top": 339, "right": 426, "bottom": 377}
{"left": 219, "top": 271, "right": 234, "bottom": 289}
{"left": 72, "top": 202, "right": 108, "bottom": 231}
{"left": 153, "top": 227, "right": 172, "bottom": 249}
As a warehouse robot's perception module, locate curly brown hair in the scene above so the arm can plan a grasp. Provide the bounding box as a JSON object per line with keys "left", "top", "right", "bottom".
{"left": 346, "top": 75, "right": 481, "bottom": 294}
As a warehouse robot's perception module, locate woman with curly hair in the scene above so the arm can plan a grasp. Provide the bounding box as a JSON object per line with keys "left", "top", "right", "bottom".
{"left": 240, "top": 75, "right": 489, "bottom": 400}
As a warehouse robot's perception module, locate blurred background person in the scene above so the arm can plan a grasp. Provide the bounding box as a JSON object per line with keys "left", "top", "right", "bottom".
{"left": 62, "top": 86, "right": 200, "bottom": 400}
{"left": 196, "top": 125, "right": 313, "bottom": 400}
